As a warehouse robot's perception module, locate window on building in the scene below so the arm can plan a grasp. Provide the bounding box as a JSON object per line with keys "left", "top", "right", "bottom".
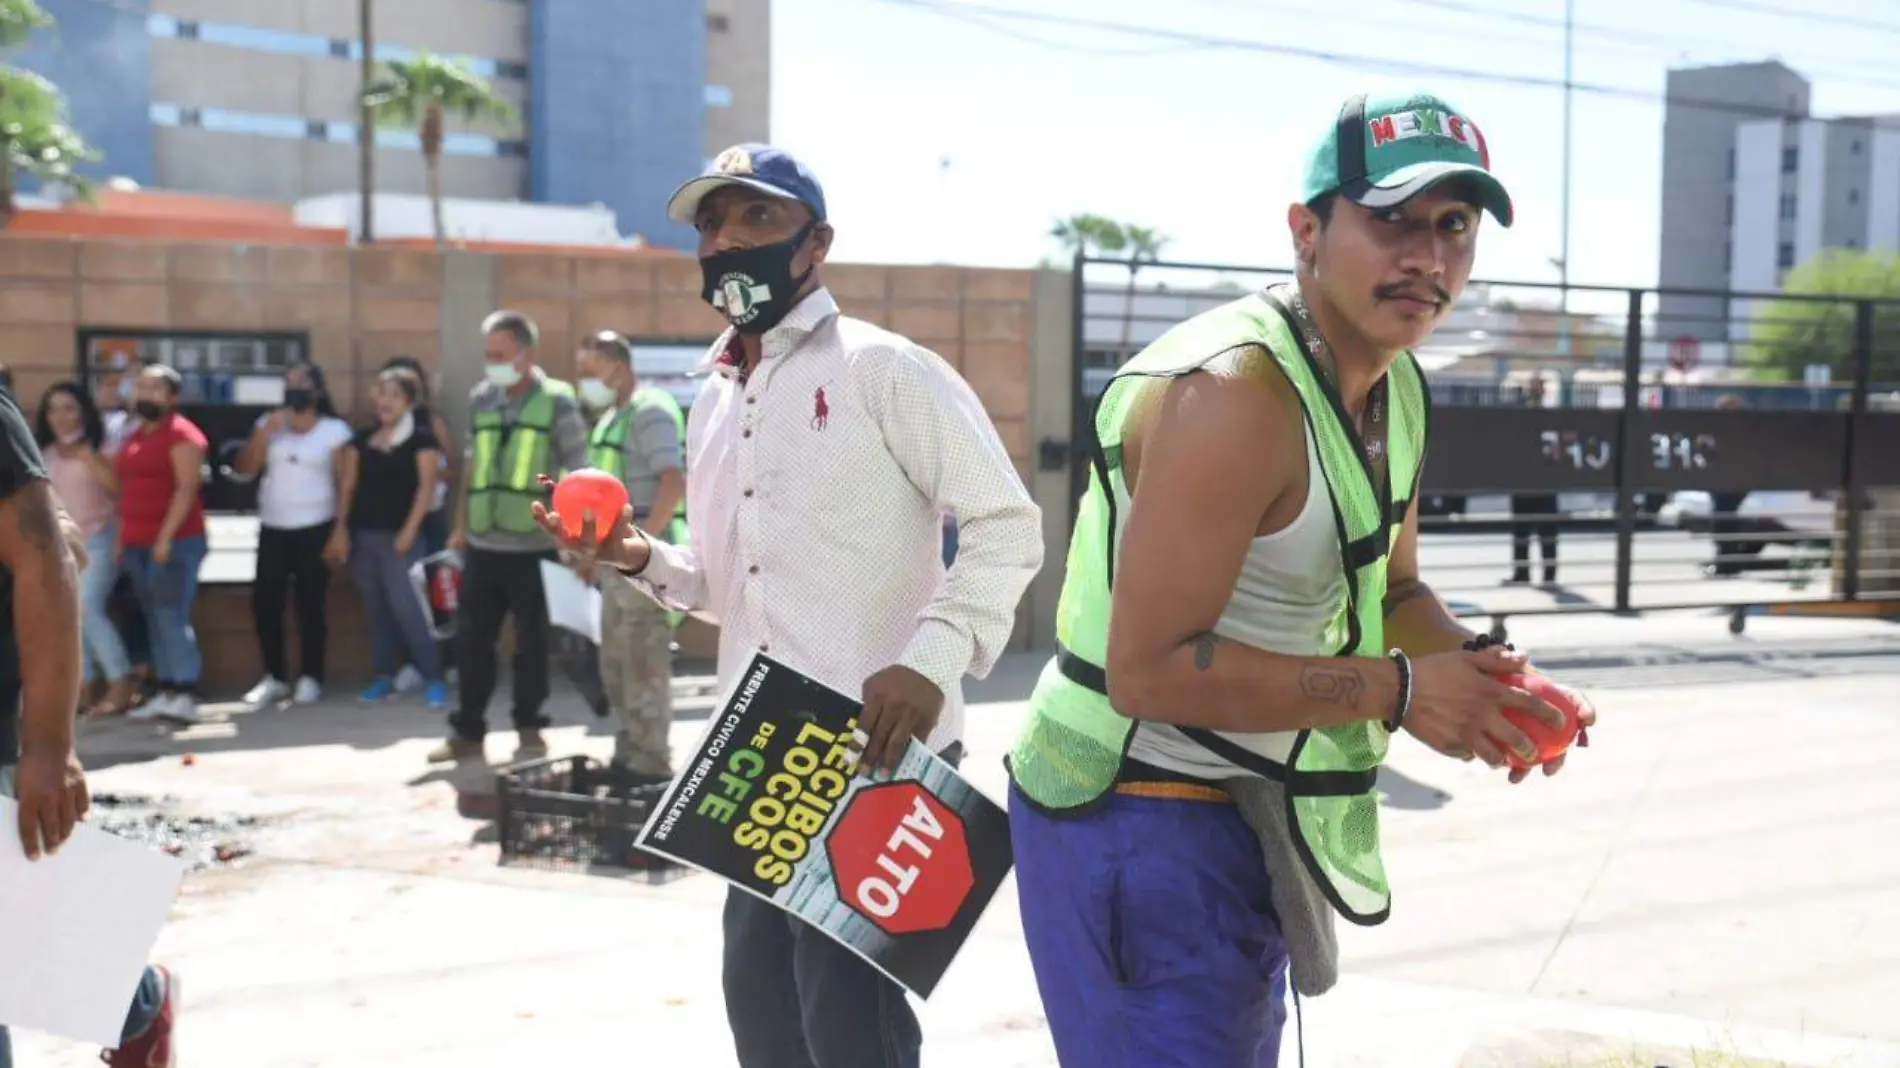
{"left": 1852, "top": 138, "right": 1863, "bottom": 154}
{"left": 1777, "top": 242, "right": 1795, "bottom": 268}
{"left": 708, "top": 13, "right": 731, "bottom": 32}
{"left": 497, "top": 140, "right": 529, "bottom": 159}
{"left": 179, "top": 107, "right": 202, "bottom": 127}
{"left": 1727, "top": 148, "right": 1736, "bottom": 180}
{"left": 1725, "top": 196, "right": 1733, "bottom": 226}
{"left": 200, "top": 23, "right": 329, "bottom": 57}
{"left": 1847, "top": 238, "right": 1859, "bottom": 249}
{"left": 495, "top": 60, "right": 529, "bottom": 80}
{"left": 705, "top": 84, "right": 734, "bottom": 108}
{"left": 1780, "top": 193, "right": 1796, "bottom": 220}
{"left": 306, "top": 120, "right": 328, "bottom": 140}
{"left": 329, "top": 39, "right": 349, "bottom": 58}
{"left": 1723, "top": 241, "right": 1732, "bottom": 273}
{"left": 1849, "top": 188, "right": 1861, "bottom": 205}
{"left": 176, "top": 19, "right": 200, "bottom": 40}
{"left": 1782, "top": 146, "right": 1798, "bottom": 172}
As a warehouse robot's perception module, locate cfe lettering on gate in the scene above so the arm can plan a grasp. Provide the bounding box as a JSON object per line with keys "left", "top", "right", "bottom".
{"left": 727, "top": 718, "right": 858, "bottom": 887}
{"left": 826, "top": 782, "right": 975, "bottom": 937}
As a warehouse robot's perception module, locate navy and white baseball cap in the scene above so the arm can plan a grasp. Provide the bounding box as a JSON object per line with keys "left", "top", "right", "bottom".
{"left": 666, "top": 143, "right": 828, "bottom": 225}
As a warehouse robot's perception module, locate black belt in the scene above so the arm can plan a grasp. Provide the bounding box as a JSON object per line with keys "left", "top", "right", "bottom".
{"left": 1056, "top": 641, "right": 1377, "bottom": 797}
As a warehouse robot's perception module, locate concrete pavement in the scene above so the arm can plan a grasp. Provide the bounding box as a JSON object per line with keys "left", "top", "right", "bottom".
{"left": 13, "top": 609, "right": 1900, "bottom": 1067}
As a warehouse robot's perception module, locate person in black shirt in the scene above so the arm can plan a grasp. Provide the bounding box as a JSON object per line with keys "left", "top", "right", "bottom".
{"left": 0, "top": 388, "right": 180, "bottom": 1067}
{"left": 328, "top": 366, "right": 450, "bottom": 708}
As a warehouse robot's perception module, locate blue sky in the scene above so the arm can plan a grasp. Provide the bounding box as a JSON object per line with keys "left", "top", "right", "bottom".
{"left": 770, "top": 0, "right": 1900, "bottom": 295}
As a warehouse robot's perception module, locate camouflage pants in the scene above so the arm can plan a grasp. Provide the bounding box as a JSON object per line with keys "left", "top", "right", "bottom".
{"left": 599, "top": 576, "right": 675, "bottom": 776}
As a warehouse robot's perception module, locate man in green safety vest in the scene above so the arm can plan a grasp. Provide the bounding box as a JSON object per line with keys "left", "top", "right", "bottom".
{"left": 1006, "top": 92, "right": 1599, "bottom": 1065}
{"left": 428, "top": 309, "right": 588, "bottom": 766}
{"left": 573, "top": 330, "right": 687, "bottom": 783}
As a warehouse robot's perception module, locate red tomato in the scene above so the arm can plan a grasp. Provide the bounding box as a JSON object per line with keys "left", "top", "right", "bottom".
{"left": 551, "top": 469, "right": 629, "bottom": 544}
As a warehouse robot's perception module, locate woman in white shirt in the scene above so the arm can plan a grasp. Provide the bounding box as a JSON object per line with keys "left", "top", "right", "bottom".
{"left": 232, "top": 362, "right": 354, "bottom": 706}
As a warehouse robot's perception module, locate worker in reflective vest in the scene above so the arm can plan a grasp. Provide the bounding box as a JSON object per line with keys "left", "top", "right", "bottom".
{"left": 575, "top": 330, "right": 686, "bottom": 783}
{"left": 430, "top": 309, "right": 588, "bottom": 767}
{"left": 1007, "top": 92, "right": 1599, "bottom": 1066}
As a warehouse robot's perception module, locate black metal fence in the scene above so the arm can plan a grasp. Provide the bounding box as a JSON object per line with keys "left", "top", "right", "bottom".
{"left": 1065, "top": 254, "right": 1900, "bottom": 634}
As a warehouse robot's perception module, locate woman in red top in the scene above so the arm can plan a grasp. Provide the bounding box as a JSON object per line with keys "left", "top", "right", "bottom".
{"left": 116, "top": 365, "right": 208, "bottom": 724}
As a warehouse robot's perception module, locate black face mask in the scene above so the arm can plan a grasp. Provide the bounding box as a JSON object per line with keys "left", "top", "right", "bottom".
{"left": 134, "top": 400, "right": 166, "bottom": 422}
{"left": 698, "top": 224, "right": 815, "bottom": 336}
{"left": 285, "top": 387, "right": 315, "bottom": 412}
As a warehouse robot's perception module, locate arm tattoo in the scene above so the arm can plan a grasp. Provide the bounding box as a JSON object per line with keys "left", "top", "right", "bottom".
{"left": 14, "top": 486, "right": 62, "bottom": 554}
{"left": 1189, "top": 631, "right": 1221, "bottom": 671}
{"left": 1299, "top": 666, "right": 1364, "bottom": 709}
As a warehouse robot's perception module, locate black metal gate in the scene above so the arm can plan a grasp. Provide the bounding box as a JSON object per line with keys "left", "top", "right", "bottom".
{"left": 1064, "top": 253, "right": 1900, "bottom": 634}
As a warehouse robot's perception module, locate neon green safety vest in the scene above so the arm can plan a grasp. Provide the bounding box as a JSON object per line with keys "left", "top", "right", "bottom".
{"left": 588, "top": 387, "right": 690, "bottom": 547}
{"left": 589, "top": 387, "right": 691, "bottom": 628}
{"left": 1007, "top": 288, "right": 1429, "bottom": 926}
{"left": 468, "top": 377, "right": 577, "bottom": 535}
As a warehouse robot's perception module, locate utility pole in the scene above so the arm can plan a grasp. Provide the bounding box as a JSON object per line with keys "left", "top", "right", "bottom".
{"left": 357, "top": 0, "right": 375, "bottom": 243}
{"left": 1557, "top": 0, "right": 1574, "bottom": 362}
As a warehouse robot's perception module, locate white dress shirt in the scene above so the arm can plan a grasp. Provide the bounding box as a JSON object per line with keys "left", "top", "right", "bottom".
{"left": 630, "top": 287, "right": 1043, "bottom": 752}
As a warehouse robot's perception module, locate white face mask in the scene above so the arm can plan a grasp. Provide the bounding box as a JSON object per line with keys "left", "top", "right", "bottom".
{"left": 578, "top": 376, "right": 617, "bottom": 410}
{"left": 485, "top": 362, "right": 523, "bottom": 389}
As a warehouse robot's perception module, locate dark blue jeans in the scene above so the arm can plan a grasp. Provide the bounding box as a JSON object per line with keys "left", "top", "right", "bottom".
{"left": 121, "top": 534, "right": 208, "bottom": 691}
{"left": 0, "top": 967, "right": 164, "bottom": 1064}
{"left": 722, "top": 745, "right": 962, "bottom": 1068}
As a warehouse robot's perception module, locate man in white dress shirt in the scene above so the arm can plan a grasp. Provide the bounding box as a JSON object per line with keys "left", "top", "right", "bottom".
{"left": 536, "top": 144, "right": 1044, "bottom": 1068}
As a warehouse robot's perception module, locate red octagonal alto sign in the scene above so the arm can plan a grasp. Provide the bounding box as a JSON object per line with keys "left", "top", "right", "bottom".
{"left": 827, "top": 781, "right": 974, "bottom": 937}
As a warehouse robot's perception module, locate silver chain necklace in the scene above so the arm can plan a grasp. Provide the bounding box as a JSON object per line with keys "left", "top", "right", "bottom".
{"left": 1279, "top": 284, "right": 1387, "bottom": 463}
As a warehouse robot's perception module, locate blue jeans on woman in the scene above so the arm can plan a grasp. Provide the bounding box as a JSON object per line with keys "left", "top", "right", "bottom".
{"left": 79, "top": 528, "right": 131, "bottom": 685}
{"left": 121, "top": 535, "right": 208, "bottom": 692}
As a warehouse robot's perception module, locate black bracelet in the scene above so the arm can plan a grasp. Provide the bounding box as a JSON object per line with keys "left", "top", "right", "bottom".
{"left": 1463, "top": 633, "right": 1514, "bottom": 653}
{"left": 1384, "top": 649, "right": 1413, "bottom": 733}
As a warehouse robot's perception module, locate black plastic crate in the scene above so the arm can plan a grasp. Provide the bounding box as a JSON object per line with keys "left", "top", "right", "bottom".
{"left": 496, "top": 755, "right": 688, "bottom": 883}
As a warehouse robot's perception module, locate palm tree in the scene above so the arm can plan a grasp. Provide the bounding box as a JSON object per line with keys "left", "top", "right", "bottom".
{"left": 1049, "top": 213, "right": 1127, "bottom": 260}
{"left": 361, "top": 52, "right": 515, "bottom": 247}
{"left": 0, "top": 0, "right": 98, "bottom": 228}
{"left": 1117, "top": 224, "right": 1171, "bottom": 356}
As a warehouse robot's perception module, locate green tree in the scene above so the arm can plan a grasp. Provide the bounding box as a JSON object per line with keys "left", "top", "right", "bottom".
{"left": 362, "top": 53, "right": 515, "bottom": 247}
{"left": 1049, "top": 213, "right": 1127, "bottom": 259}
{"left": 0, "top": 0, "right": 99, "bottom": 228}
{"left": 1117, "top": 223, "right": 1170, "bottom": 355}
{"left": 1748, "top": 249, "right": 1900, "bottom": 382}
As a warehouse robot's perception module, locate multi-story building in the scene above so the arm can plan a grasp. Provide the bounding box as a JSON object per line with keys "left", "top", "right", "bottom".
{"left": 14, "top": 0, "right": 770, "bottom": 249}
{"left": 1658, "top": 60, "right": 1900, "bottom": 344}
{"left": 1656, "top": 61, "right": 1811, "bottom": 344}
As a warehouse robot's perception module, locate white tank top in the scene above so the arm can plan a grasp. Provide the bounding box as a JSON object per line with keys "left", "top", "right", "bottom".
{"left": 1126, "top": 417, "right": 1346, "bottom": 777}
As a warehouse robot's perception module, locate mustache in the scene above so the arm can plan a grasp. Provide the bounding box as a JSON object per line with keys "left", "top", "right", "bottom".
{"left": 1374, "top": 282, "right": 1451, "bottom": 306}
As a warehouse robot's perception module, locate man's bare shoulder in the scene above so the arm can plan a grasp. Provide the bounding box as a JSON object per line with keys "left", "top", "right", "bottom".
{"left": 1145, "top": 346, "right": 1303, "bottom": 449}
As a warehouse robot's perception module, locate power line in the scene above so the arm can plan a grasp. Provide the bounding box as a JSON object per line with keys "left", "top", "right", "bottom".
{"left": 1401, "top": 0, "right": 1900, "bottom": 89}
{"left": 888, "top": 0, "right": 1900, "bottom": 131}
{"left": 1673, "top": 0, "right": 1900, "bottom": 36}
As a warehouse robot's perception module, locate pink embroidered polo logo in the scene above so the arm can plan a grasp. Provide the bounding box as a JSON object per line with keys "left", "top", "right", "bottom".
{"left": 811, "top": 386, "right": 830, "bottom": 430}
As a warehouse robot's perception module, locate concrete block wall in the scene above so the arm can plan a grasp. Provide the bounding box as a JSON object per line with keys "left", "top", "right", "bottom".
{"left": 0, "top": 236, "right": 1069, "bottom": 694}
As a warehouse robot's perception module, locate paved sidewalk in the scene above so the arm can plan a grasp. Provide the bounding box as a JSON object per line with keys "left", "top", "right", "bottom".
{"left": 12, "top": 611, "right": 1900, "bottom": 1067}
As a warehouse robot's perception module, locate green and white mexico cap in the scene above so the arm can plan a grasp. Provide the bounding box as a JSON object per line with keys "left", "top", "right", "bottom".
{"left": 1300, "top": 92, "right": 1515, "bottom": 227}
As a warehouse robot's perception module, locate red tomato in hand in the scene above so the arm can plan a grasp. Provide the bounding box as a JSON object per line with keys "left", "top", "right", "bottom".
{"left": 1498, "top": 673, "right": 1583, "bottom": 771}
{"left": 551, "top": 469, "right": 629, "bottom": 544}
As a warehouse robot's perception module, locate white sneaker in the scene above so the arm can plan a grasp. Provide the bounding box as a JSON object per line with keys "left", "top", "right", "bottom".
{"left": 128, "top": 692, "right": 178, "bottom": 721}
{"left": 292, "top": 677, "right": 323, "bottom": 704}
{"left": 130, "top": 693, "right": 199, "bottom": 724}
{"left": 166, "top": 694, "right": 201, "bottom": 724}
{"left": 393, "top": 665, "right": 424, "bottom": 694}
{"left": 244, "top": 677, "right": 291, "bottom": 708}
